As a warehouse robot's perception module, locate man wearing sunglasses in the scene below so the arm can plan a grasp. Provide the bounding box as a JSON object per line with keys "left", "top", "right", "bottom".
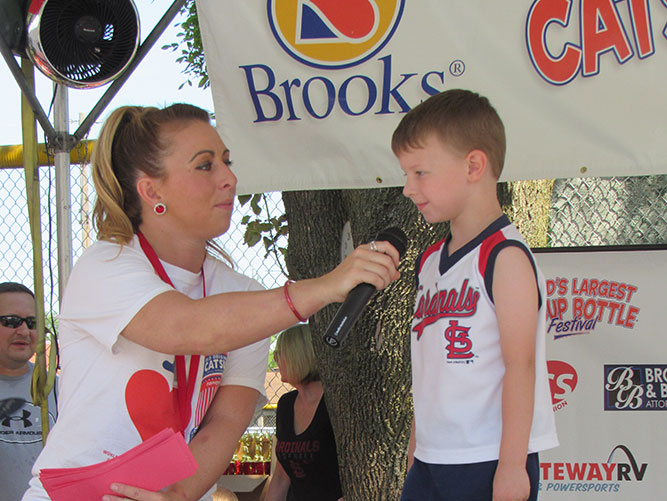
{"left": 0, "top": 282, "right": 57, "bottom": 501}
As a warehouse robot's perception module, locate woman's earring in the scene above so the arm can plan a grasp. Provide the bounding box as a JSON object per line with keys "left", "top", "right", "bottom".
{"left": 153, "top": 202, "right": 167, "bottom": 215}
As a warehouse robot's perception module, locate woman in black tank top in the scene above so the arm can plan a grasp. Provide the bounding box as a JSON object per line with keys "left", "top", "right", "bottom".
{"left": 264, "top": 325, "right": 343, "bottom": 501}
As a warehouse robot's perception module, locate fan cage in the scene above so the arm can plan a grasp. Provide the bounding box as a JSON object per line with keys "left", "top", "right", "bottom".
{"left": 26, "top": 0, "right": 140, "bottom": 89}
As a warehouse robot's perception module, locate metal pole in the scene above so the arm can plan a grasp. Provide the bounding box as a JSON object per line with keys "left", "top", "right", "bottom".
{"left": 78, "top": 113, "right": 93, "bottom": 249}
{"left": 54, "top": 84, "right": 72, "bottom": 299}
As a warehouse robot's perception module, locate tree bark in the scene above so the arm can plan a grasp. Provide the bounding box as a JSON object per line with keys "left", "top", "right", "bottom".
{"left": 282, "top": 188, "right": 447, "bottom": 500}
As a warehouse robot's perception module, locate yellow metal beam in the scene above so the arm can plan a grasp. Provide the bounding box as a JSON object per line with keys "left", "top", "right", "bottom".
{"left": 20, "top": 59, "right": 56, "bottom": 444}
{"left": 0, "top": 139, "right": 95, "bottom": 169}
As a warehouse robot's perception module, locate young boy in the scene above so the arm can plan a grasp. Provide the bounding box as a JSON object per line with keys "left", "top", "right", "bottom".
{"left": 392, "top": 89, "right": 558, "bottom": 500}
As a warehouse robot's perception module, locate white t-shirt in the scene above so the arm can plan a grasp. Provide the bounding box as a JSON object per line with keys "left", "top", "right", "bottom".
{"left": 23, "top": 236, "right": 270, "bottom": 500}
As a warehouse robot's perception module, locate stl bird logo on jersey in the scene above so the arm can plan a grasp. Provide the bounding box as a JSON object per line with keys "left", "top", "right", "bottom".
{"left": 268, "top": 0, "right": 406, "bottom": 69}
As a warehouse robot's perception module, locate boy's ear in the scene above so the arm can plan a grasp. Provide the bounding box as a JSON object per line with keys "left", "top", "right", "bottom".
{"left": 465, "top": 149, "right": 488, "bottom": 182}
{"left": 136, "top": 175, "right": 163, "bottom": 207}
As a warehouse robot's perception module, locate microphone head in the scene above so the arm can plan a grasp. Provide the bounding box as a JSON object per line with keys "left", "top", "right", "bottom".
{"left": 375, "top": 227, "right": 408, "bottom": 258}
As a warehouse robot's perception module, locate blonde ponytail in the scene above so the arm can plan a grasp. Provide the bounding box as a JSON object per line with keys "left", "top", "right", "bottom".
{"left": 92, "top": 107, "right": 137, "bottom": 243}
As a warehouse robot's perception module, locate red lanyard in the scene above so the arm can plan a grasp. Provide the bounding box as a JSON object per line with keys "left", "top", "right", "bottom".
{"left": 137, "top": 231, "right": 203, "bottom": 434}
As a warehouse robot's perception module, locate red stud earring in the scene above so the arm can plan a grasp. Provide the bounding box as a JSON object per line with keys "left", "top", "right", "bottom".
{"left": 153, "top": 202, "right": 167, "bottom": 215}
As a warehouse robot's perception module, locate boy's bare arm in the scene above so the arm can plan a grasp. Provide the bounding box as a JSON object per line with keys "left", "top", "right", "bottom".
{"left": 492, "top": 245, "right": 539, "bottom": 500}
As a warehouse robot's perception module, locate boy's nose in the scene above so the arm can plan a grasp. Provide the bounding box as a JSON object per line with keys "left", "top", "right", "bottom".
{"left": 402, "top": 180, "right": 414, "bottom": 198}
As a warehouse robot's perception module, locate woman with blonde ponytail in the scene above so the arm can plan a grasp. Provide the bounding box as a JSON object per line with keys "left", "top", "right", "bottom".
{"left": 23, "top": 103, "right": 401, "bottom": 501}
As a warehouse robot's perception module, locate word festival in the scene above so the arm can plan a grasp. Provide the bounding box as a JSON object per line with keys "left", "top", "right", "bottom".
{"left": 546, "top": 276, "right": 640, "bottom": 334}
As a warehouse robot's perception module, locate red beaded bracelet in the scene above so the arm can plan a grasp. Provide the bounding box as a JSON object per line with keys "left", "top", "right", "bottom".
{"left": 284, "top": 280, "right": 308, "bottom": 323}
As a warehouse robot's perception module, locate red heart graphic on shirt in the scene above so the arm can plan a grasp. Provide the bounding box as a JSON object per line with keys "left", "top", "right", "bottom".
{"left": 309, "top": 0, "right": 376, "bottom": 39}
{"left": 125, "top": 369, "right": 181, "bottom": 441}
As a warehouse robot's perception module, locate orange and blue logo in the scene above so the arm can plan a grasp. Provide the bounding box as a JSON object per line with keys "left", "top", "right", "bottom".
{"left": 268, "top": 0, "right": 405, "bottom": 69}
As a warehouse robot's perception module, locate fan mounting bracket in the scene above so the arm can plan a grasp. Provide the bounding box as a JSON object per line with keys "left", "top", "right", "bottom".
{"left": 50, "top": 132, "right": 77, "bottom": 154}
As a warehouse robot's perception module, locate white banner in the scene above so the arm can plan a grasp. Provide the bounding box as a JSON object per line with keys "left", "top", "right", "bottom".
{"left": 197, "top": 0, "right": 667, "bottom": 194}
{"left": 536, "top": 249, "right": 667, "bottom": 499}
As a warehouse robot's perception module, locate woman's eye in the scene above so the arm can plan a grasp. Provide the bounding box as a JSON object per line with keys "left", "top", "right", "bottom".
{"left": 196, "top": 161, "right": 213, "bottom": 171}
{"left": 224, "top": 159, "right": 233, "bottom": 167}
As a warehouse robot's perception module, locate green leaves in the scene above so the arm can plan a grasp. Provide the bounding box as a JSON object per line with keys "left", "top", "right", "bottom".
{"left": 162, "top": 0, "right": 209, "bottom": 89}
{"left": 238, "top": 194, "right": 288, "bottom": 259}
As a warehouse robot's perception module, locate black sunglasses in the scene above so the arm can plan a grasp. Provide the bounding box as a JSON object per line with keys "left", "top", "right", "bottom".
{"left": 0, "top": 315, "right": 37, "bottom": 330}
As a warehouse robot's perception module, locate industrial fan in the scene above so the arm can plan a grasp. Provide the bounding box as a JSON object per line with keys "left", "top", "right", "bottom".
{"left": 24, "top": 0, "right": 140, "bottom": 88}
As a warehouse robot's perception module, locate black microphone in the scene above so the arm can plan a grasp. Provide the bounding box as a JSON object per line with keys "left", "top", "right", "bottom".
{"left": 322, "top": 227, "right": 408, "bottom": 348}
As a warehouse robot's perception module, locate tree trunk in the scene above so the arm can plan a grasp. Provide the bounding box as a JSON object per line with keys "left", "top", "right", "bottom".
{"left": 282, "top": 188, "right": 447, "bottom": 500}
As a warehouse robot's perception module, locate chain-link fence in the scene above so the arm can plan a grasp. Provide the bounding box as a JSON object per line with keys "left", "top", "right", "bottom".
{"left": 502, "top": 176, "right": 667, "bottom": 248}
{"left": 2, "top": 161, "right": 667, "bottom": 448}
{"left": 549, "top": 176, "right": 667, "bottom": 246}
